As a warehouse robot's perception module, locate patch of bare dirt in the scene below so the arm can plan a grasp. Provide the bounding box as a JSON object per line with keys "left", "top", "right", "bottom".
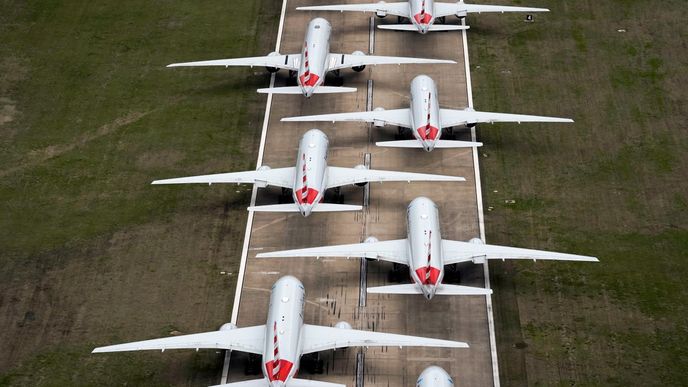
{"left": 135, "top": 149, "right": 184, "bottom": 170}
{"left": 0, "top": 110, "right": 153, "bottom": 178}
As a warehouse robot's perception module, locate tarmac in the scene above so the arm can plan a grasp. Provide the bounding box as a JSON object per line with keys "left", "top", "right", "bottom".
{"left": 225, "top": 1, "right": 495, "bottom": 386}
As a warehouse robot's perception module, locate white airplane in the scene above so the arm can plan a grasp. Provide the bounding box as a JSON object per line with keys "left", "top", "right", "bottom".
{"left": 93, "top": 276, "right": 468, "bottom": 387}
{"left": 258, "top": 197, "right": 599, "bottom": 300}
{"left": 167, "top": 18, "right": 455, "bottom": 97}
{"left": 416, "top": 366, "right": 454, "bottom": 387}
{"left": 297, "top": 0, "right": 549, "bottom": 34}
{"left": 152, "top": 130, "right": 464, "bottom": 217}
{"left": 282, "top": 74, "right": 573, "bottom": 152}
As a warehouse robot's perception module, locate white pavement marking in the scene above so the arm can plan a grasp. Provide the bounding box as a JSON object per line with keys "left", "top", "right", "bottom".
{"left": 220, "top": 0, "right": 289, "bottom": 384}
{"left": 462, "top": 19, "right": 501, "bottom": 387}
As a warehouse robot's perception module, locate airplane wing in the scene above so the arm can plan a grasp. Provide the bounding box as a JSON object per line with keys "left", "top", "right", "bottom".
{"left": 325, "top": 166, "right": 464, "bottom": 189}
{"left": 151, "top": 167, "right": 295, "bottom": 189}
{"left": 282, "top": 108, "right": 412, "bottom": 128}
{"left": 213, "top": 379, "right": 345, "bottom": 387}
{"left": 442, "top": 239, "right": 599, "bottom": 265}
{"left": 440, "top": 108, "right": 574, "bottom": 128}
{"left": 300, "top": 324, "right": 468, "bottom": 354}
{"left": 327, "top": 53, "right": 455, "bottom": 72}
{"left": 167, "top": 54, "right": 300, "bottom": 71}
{"left": 256, "top": 239, "right": 409, "bottom": 265}
{"left": 435, "top": 2, "right": 549, "bottom": 18}
{"left": 297, "top": 2, "right": 410, "bottom": 18}
{"left": 92, "top": 325, "right": 265, "bottom": 355}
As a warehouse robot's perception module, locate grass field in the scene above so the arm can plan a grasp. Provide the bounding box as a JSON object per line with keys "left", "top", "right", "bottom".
{"left": 0, "top": 1, "right": 279, "bottom": 385}
{"left": 468, "top": 0, "right": 688, "bottom": 385}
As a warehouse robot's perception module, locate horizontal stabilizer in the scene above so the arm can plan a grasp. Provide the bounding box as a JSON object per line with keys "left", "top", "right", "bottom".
{"left": 210, "top": 379, "right": 266, "bottom": 387}
{"left": 378, "top": 24, "right": 469, "bottom": 32}
{"left": 257, "top": 86, "right": 357, "bottom": 94}
{"left": 248, "top": 203, "right": 362, "bottom": 212}
{"left": 286, "top": 379, "right": 346, "bottom": 387}
{"left": 375, "top": 140, "right": 482, "bottom": 148}
{"left": 212, "top": 379, "right": 345, "bottom": 387}
{"left": 367, "top": 283, "right": 492, "bottom": 295}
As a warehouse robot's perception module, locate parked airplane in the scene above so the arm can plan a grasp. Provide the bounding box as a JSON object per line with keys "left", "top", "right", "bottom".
{"left": 297, "top": 0, "right": 549, "bottom": 34}
{"left": 152, "top": 130, "right": 464, "bottom": 217}
{"left": 282, "top": 74, "right": 572, "bottom": 151}
{"left": 258, "top": 197, "right": 599, "bottom": 299}
{"left": 416, "top": 366, "right": 455, "bottom": 387}
{"left": 93, "top": 276, "right": 467, "bottom": 387}
{"left": 167, "top": 18, "right": 455, "bottom": 97}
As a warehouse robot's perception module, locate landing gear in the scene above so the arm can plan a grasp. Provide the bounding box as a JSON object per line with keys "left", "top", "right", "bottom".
{"left": 395, "top": 126, "right": 409, "bottom": 140}
{"left": 437, "top": 16, "right": 446, "bottom": 24}
{"left": 302, "top": 353, "right": 324, "bottom": 374}
{"left": 244, "top": 354, "right": 262, "bottom": 375}
{"left": 388, "top": 263, "right": 406, "bottom": 283}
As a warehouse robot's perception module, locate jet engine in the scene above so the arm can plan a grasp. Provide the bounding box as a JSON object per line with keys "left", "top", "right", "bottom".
{"left": 364, "top": 236, "right": 379, "bottom": 244}
{"left": 375, "top": 2, "right": 388, "bottom": 18}
{"left": 364, "top": 236, "right": 379, "bottom": 261}
{"left": 351, "top": 51, "right": 366, "bottom": 72}
{"left": 334, "top": 321, "right": 352, "bottom": 329}
{"left": 354, "top": 164, "right": 368, "bottom": 186}
{"left": 469, "top": 237, "right": 484, "bottom": 245}
{"left": 373, "top": 107, "right": 386, "bottom": 127}
{"left": 265, "top": 52, "right": 280, "bottom": 73}
{"left": 219, "top": 323, "right": 237, "bottom": 331}
{"left": 455, "top": 10, "right": 468, "bottom": 19}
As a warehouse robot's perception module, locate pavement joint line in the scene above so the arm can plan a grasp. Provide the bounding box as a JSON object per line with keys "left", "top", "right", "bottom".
{"left": 462, "top": 18, "right": 501, "bottom": 387}
{"left": 369, "top": 17, "right": 375, "bottom": 54}
{"left": 221, "top": 0, "right": 289, "bottom": 384}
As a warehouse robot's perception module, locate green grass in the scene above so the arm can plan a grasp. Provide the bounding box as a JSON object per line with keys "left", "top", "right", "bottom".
{"left": 470, "top": 0, "right": 688, "bottom": 385}
{"left": 0, "top": 1, "right": 279, "bottom": 385}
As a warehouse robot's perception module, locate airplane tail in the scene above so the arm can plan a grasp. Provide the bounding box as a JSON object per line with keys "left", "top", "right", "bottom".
{"left": 375, "top": 140, "right": 482, "bottom": 148}
{"left": 212, "top": 378, "right": 345, "bottom": 387}
{"left": 247, "top": 203, "right": 363, "bottom": 212}
{"left": 377, "top": 24, "right": 469, "bottom": 32}
{"left": 367, "top": 283, "right": 492, "bottom": 295}
{"left": 257, "top": 86, "right": 357, "bottom": 94}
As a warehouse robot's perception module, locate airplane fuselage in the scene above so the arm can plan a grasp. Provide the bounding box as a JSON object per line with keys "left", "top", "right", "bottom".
{"left": 409, "top": 0, "right": 436, "bottom": 34}
{"left": 406, "top": 196, "right": 445, "bottom": 299}
{"left": 416, "top": 365, "right": 455, "bottom": 387}
{"left": 293, "top": 129, "right": 329, "bottom": 216}
{"left": 262, "top": 276, "right": 306, "bottom": 387}
{"left": 409, "top": 75, "right": 443, "bottom": 151}
{"left": 298, "top": 18, "right": 332, "bottom": 97}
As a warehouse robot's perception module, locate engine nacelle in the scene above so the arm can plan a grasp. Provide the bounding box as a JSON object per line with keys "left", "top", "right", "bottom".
{"left": 375, "top": 2, "right": 388, "bottom": 18}
{"left": 334, "top": 321, "right": 352, "bottom": 329}
{"left": 364, "top": 236, "right": 379, "bottom": 244}
{"left": 257, "top": 165, "right": 271, "bottom": 171}
{"left": 456, "top": 10, "right": 468, "bottom": 19}
{"left": 354, "top": 164, "right": 368, "bottom": 186}
{"left": 351, "top": 51, "right": 366, "bottom": 72}
{"left": 373, "top": 107, "right": 386, "bottom": 127}
{"left": 265, "top": 52, "right": 280, "bottom": 73}
{"left": 219, "top": 323, "right": 237, "bottom": 331}
{"left": 364, "top": 236, "right": 379, "bottom": 260}
{"left": 469, "top": 237, "right": 484, "bottom": 245}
